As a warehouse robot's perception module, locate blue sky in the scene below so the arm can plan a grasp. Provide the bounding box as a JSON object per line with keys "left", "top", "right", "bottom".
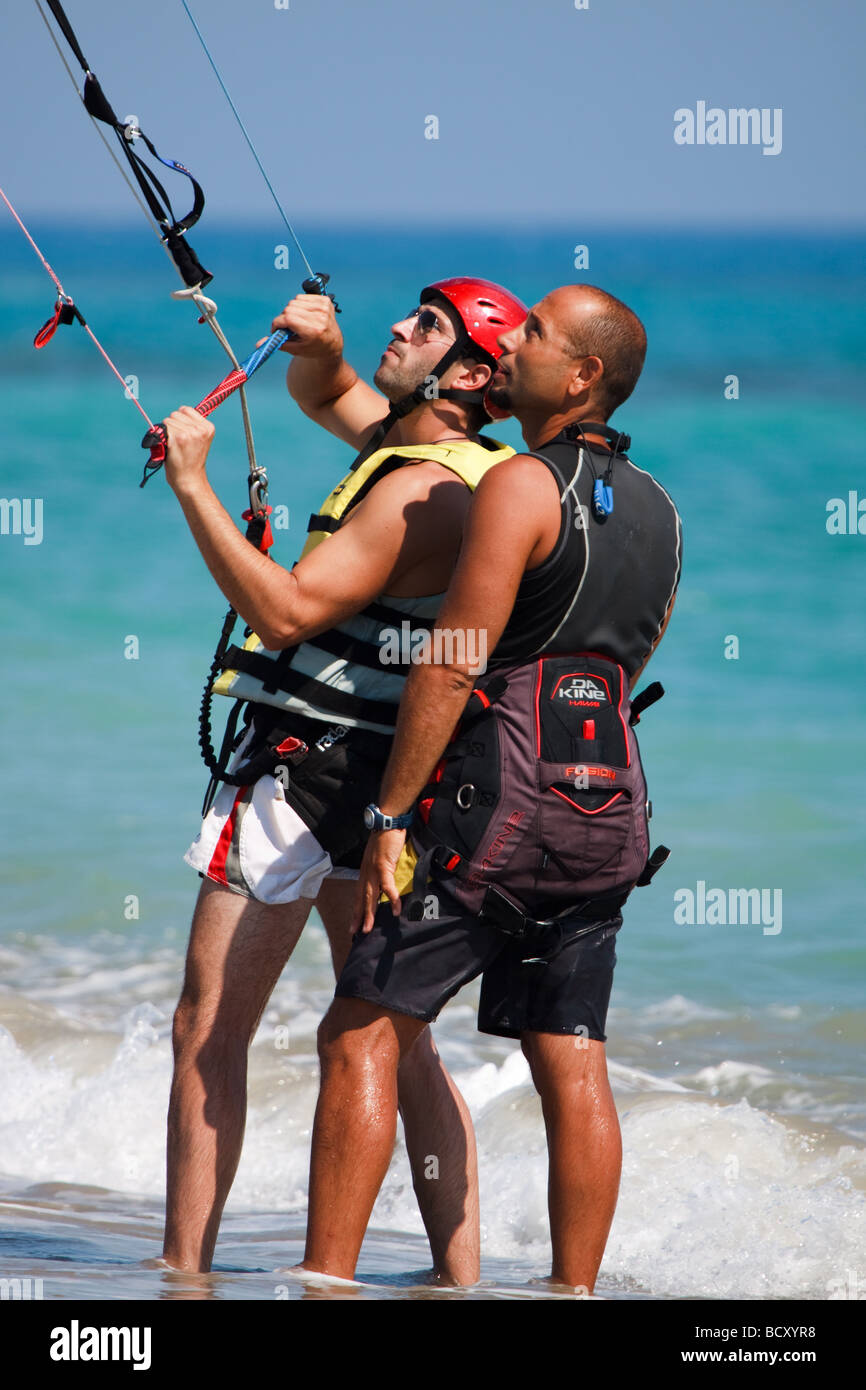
{"left": 2, "top": 0, "right": 865, "bottom": 226}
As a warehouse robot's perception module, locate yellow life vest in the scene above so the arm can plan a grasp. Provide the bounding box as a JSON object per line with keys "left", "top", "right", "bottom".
{"left": 211, "top": 435, "right": 513, "bottom": 725}
{"left": 300, "top": 435, "right": 513, "bottom": 555}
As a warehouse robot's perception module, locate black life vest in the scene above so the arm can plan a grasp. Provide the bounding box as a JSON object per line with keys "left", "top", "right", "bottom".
{"left": 399, "top": 425, "right": 681, "bottom": 936}
{"left": 490, "top": 425, "right": 682, "bottom": 675}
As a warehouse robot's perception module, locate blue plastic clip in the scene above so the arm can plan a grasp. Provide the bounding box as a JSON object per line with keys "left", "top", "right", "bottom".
{"left": 592, "top": 479, "right": 614, "bottom": 518}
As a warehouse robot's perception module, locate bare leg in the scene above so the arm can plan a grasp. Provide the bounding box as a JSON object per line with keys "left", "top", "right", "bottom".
{"left": 315, "top": 881, "right": 480, "bottom": 1284}
{"left": 163, "top": 879, "right": 313, "bottom": 1272}
{"left": 301, "top": 997, "right": 427, "bottom": 1281}
{"left": 521, "top": 1033, "right": 621, "bottom": 1291}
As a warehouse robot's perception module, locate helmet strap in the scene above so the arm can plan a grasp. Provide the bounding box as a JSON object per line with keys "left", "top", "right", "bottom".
{"left": 349, "top": 336, "right": 492, "bottom": 469}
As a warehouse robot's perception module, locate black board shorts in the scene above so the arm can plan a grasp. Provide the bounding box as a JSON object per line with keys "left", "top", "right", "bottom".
{"left": 335, "top": 884, "right": 622, "bottom": 1040}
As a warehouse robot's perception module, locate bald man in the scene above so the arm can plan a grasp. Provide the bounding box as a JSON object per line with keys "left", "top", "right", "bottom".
{"left": 297, "top": 285, "right": 683, "bottom": 1292}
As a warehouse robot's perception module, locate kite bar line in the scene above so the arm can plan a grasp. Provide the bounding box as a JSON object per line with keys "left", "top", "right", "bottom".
{"left": 180, "top": 0, "right": 316, "bottom": 282}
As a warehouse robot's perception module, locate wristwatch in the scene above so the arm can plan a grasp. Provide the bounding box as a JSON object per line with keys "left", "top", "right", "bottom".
{"left": 363, "top": 803, "right": 414, "bottom": 831}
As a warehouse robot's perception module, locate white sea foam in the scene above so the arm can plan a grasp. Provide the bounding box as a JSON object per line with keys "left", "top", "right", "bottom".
{"left": 1, "top": 956, "right": 864, "bottom": 1299}
{"left": 367, "top": 1057, "right": 866, "bottom": 1299}
{"left": 604, "top": 1096, "right": 866, "bottom": 1299}
{"left": 638, "top": 994, "right": 731, "bottom": 1025}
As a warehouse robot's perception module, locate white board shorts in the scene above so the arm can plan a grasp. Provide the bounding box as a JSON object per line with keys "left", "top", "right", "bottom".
{"left": 185, "top": 772, "right": 359, "bottom": 906}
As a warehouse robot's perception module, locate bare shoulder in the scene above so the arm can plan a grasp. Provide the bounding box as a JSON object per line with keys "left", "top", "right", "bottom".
{"left": 480, "top": 451, "right": 551, "bottom": 481}
{"left": 473, "top": 452, "right": 560, "bottom": 503}
{"left": 467, "top": 452, "right": 561, "bottom": 568}
{"left": 339, "top": 457, "right": 471, "bottom": 545}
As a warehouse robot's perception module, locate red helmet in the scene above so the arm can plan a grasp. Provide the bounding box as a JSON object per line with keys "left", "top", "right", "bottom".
{"left": 420, "top": 277, "right": 527, "bottom": 419}
{"left": 421, "top": 276, "right": 526, "bottom": 365}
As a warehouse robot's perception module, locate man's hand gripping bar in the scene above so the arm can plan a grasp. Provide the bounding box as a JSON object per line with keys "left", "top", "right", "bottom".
{"left": 140, "top": 273, "right": 337, "bottom": 487}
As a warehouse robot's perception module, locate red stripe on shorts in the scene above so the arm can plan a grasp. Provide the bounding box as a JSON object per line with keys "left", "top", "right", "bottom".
{"left": 207, "top": 787, "right": 246, "bottom": 884}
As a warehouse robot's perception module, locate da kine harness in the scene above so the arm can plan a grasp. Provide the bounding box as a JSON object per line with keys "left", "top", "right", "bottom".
{"left": 391, "top": 419, "right": 680, "bottom": 948}
{"left": 403, "top": 652, "right": 670, "bottom": 943}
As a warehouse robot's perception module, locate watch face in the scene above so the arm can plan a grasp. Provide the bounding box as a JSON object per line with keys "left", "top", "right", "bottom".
{"left": 363, "top": 806, "right": 376, "bottom": 830}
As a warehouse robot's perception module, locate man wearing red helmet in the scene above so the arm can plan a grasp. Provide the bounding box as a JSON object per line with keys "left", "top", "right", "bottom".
{"left": 158, "top": 277, "right": 527, "bottom": 1279}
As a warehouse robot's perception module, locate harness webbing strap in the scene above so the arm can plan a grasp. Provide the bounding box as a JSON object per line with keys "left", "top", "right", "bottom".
{"left": 294, "top": 625, "right": 412, "bottom": 675}
{"left": 218, "top": 648, "right": 400, "bottom": 726}
{"left": 216, "top": 724, "right": 310, "bottom": 796}
{"left": 330, "top": 454, "right": 410, "bottom": 515}
{"left": 362, "top": 601, "right": 434, "bottom": 632}
{"left": 405, "top": 845, "right": 632, "bottom": 939}
{"left": 307, "top": 513, "right": 340, "bottom": 535}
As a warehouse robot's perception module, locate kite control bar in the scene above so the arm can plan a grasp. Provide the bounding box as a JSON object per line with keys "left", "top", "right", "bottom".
{"left": 140, "top": 272, "right": 338, "bottom": 486}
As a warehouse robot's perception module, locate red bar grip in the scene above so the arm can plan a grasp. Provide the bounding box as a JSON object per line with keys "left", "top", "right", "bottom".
{"left": 195, "top": 366, "right": 249, "bottom": 418}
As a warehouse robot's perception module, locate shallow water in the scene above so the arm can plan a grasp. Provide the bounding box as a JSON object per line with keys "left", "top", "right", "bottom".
{"left": 1, "top": 224, "right": 864, "bottom": 1300}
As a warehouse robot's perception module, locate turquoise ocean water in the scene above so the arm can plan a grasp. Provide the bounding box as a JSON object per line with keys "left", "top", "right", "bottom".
{"left": 0, "top": 223, "right": 864, "bottom": 1299}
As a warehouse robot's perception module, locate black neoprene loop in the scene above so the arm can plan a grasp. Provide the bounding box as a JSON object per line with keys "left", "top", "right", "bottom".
{"left": 563, "top": 421, "right": 632, "bottom": 455}
{"left": 629, "top": 681, "right": 664, "bottom": 725}
{"left": 81, "top": 71, "right": 118, "bottom": 125}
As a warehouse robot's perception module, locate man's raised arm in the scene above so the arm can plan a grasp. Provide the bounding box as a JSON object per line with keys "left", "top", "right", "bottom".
{"left": 163, "top": 408, "right": 469, "bottom": 651}
{"left": 271, "top": 293, "right": 390, "bottom": 449}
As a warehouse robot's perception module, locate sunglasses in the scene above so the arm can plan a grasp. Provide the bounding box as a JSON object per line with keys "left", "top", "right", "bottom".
{"left": 405, "top": 306, "right": 452, "bottom": 340}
